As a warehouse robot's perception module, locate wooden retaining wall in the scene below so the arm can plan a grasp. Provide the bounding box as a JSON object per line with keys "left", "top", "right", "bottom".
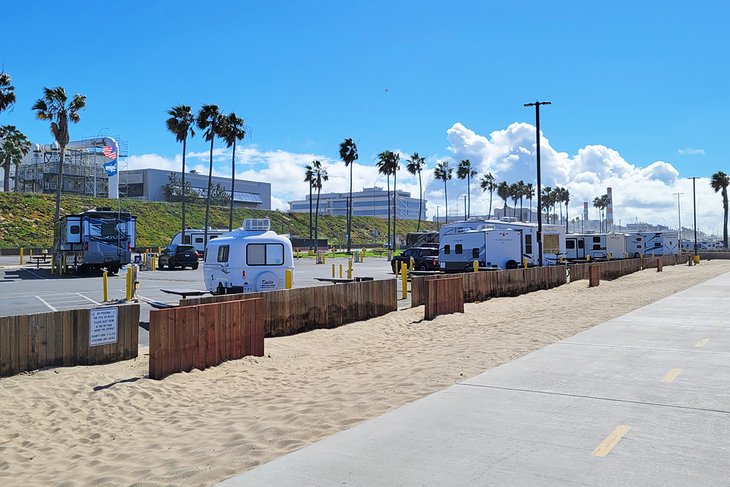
{"left": 179, "top": 279, "right": 397, "bottom": 337}
{"left": 412, "top": 266, "right": 568, "bottom": 307}
{"left": 425, "top": 277, "right": 464, "bottom": 320}
{"left": 149, "top": 298, "right": 264, "bottom": 380}
{"left": 0, "top": 304, "right": 139, "bottom": 378}
{"left": 568, "top": 254, "right": 690, "bottom": 282}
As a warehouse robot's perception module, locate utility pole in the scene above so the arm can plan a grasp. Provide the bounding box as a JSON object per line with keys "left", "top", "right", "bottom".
{"left": 689, "top": 178, "right": 698, "bottom": 256}
{"left": 524, "top": 100, "right": 551, "bottom": 266}
{"left": 673, "top": 192, "right": 683, "bottom": 250}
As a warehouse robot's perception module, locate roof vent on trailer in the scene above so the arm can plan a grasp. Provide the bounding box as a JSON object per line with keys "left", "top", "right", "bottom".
{"left": 244, "top": 218, "right": 270, "bottom": 231}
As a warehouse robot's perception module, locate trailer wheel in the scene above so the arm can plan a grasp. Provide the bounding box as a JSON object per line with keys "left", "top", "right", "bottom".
{"left": 506, "top": 259, "right": 519, "bottom": 269}
{"left": 216, "top": 283, "right": 226, "bottom": 295}
{"left": 634, "top": 252, "right": 640, "bottom": 258}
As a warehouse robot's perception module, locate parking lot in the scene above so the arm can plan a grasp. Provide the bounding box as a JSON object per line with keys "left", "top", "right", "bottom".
{"left": 0, "top": 253, "right": 405, "bottom": 345}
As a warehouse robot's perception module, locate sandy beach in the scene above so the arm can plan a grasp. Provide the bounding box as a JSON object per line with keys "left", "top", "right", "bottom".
{"left": 1, "top": 261, "right": 729, "bottom": 486}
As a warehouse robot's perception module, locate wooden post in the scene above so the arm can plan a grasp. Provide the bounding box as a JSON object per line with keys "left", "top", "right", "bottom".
{"left": 657, "top": 256, "right": 663, "bottom": 272}
{"left": 589, "top": 264, "right": 600, "bottom": 287}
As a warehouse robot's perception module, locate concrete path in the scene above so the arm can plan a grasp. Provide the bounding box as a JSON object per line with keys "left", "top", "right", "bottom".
{"left": 219, "top": 272, "right": 730, "bottom": 486}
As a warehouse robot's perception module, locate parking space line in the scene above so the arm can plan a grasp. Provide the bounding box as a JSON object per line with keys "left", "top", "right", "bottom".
{"left": 695, "top": 339, "right": 709, "bottom": 348}
{"left": 661, "top": 368, "right": 683, "bottom": 383}
{"left": 592, "top": 424, "right": 631, "bottom": 457}
{"left": 35, "top": 295, "right": 58, "bottom": 312}
{"left": 76, "top": 293, "right": 101, "bottom": 305}
{"left": 22, "top": 268, "right": 47, "bottom": 280}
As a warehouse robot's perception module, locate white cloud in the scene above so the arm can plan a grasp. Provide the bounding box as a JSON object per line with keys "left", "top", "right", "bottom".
{"left": 678, "top": 147, "right": 705, "bottom": 155}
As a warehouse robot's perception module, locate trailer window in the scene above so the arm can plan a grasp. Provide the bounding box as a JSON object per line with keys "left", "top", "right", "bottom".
{"left": 195, "top": 237, "right": 204, "bottom": 244}
{"left": 455, "top": 244, "right": 463, "bottom": 254}
{"left": 101, "top": 223, "right": 117, "bottom": 237}
{"left": 472, "top": 248, "right": 479, "bottom": 259}
{"left": 593, "top": 236, "right": 601, "bottom": 243}
{"left": 217, "top": 245, "right": 230, "bottom": 263}
{"left": 246, "top": 243, "right": 285, "bottom": 266}
{"left": 443, "top": 245, "right": 450, "bottom": 255}
{"left": 70, "top": 225, "right": 80, "bottom": 235}
{"left": 544, "top": 234, "right": 560, "bottom": 254}
{"left": 593, "top": 244, "right": 602, "bottom": 250}
{"left": 578, "top": 240, "right": 584, "bottom": 249}
{"left": 566, "top": 240, "right": 575, "bottom": 249}
{"left": 183, "top": 235, "right": 191, "bottom": 244}
{"left": 525, "top": 234, "right": 533, "bottom": 254}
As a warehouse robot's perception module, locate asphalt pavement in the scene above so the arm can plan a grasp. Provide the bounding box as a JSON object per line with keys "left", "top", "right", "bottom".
{"left": 218, "top": 271, "right": 730, "bottom": 486}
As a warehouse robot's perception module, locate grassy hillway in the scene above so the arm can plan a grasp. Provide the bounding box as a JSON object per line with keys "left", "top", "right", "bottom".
{"left": 0, "top": 192, "right": 436, "bottom": 249}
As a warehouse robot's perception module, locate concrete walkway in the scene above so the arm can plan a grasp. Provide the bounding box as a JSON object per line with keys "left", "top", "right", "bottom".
{"left": 219, "top": 272, "right": 730, "bottom": 486}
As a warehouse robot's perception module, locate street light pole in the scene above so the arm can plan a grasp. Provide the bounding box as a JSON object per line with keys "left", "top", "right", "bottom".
{"left": 692, "top": 178, "right": 698, "bottom": 256}
{"left": 524, "top": 100, "right": 551, "bottom": 266}
{"left": 673, "top": 192, "right": 683, "bottom": 251}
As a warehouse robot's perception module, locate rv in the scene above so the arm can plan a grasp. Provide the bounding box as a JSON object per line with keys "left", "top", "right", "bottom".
{"left": 56, "top": 208, "right": 136, "bottom": 274}
{"left": 625, "top": 233, "right": 645, "bottom": 258}
{"left": 565, "top": 233, "right": 626, "bottom": 260}
{"left": 638, "top": 231, "right": 679, "bottom": 256}
{"left": 440, "top": 219, "right": 566, "bottom": 266}
{"left": 170, "top": 228, "right": 229, "bottom": 256}
{"left": 439, "top": 228, "right": 521, "bottom": 272}
{"left": 203, "top": 218, "right": 294, "bottom": 295}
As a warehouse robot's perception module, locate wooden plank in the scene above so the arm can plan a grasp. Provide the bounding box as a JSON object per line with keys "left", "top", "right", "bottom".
{"left": 130, "top": 304, "right": 139, "bottom": 359}
{"left": 148, "top": 309, "right": 161, "bottom": 379}
{"left": 62, "top": 310, "right": 73, "bottom": 366}
{"left": 17, "top": 315, "right": 30, "bottom": 374}
{"left": 0, "top": 317, "right": 8, "bottom": 377}
{"left": 7, "top": 316, "right": 17, "bottom": 376}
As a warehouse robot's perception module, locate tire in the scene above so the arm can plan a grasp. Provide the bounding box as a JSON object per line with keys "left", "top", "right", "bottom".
{"left": 216, "top": 283, "right": 226, "bottom": 295}
{"left": 192, "top": 263, "right": 199, "bottom": 270}
{"left": 417, "top": 264, "right": 427, "bottom": 271}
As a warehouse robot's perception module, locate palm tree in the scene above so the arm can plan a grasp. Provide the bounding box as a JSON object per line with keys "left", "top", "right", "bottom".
{"left": 433, "top": 160, "right": 453, "bottom": 224}
{"left": 376, "top": 151, "right": 397, "bottom": 253}
{"left": 339, "top": 138, "right": 358, "bottom": 252}
{"left": 525, "top": 183, "right": 535, "bottom": 222}
{"left": 593, "top": 195, "right": 606, "bottom": 232}
{"left": 480, "top": 172, "right": 496, "bottom": 219}
{"left": 166, "top": 105, "right": 195, "bottom": 241}
{"left": 391, "top": 152, "right": 401, "bottom": 250}
{"left": 32, "top": 87, "right": 87, "bottom": 233}
{"left": 311, "top": 160, "right": 328, "bottom": 252}
{"left": 509, "top": 183, "right": 521, "bottom": 219}
{"left": 196, "top": 104, "right": 223, "bottom": 247}
{"left": 304, "top": 164, "right": 315, "bottom": 249}
{"left": 710, "top": 171, "right": 730, "bottom": 249}
{"left": 406, "top": 152, "right": 426, "bottom": 231}
{"left": 542, "top": 186, "right": 553, "bottom": 223}
{"left": 561, "top": 187, "right": 571, "bottom": 232}
{"left": 457, "top": 159, "right": 476, "bottom": 218}
{"left": 497, "top": 181, "right": 510, "bottom": 218}
{"left": 0, "top": 126, "right": 30, "bottom": 191}
{"left": 516, "top": 180, "right": 526, "bottom": 221}
{"left": 220, "top": 112, "right": 246, "bottom": 231}
{"left": 0, "top": 72, "right": 16, "bottom": 117}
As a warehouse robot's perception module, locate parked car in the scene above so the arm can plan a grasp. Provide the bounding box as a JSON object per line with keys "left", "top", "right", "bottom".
{"left": 159, "top": 244, "right": 199, "bottom": 270}
{"left": 391, "top": 246, "right": 439, "bottom": 273}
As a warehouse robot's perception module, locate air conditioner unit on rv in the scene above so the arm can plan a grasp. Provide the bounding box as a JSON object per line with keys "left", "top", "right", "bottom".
{"left": 244, "top": 218, "right": 270, "bottom": 231}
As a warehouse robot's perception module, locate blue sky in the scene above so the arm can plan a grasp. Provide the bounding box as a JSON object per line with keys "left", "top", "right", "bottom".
{"left": 2, "top": 1, "right": 729, "bottom": 231}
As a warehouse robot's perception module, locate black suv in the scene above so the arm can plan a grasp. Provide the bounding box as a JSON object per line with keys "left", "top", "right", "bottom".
{"left": 159, "top": 244, "right": 199, "bottom": 270}
{"left": 391, "top": 246, "right": 439, "bottom": 273}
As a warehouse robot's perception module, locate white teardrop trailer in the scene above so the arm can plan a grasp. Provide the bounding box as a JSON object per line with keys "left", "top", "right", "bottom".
{"left": 203, "top": 218, "right": 294, "bottom": 295}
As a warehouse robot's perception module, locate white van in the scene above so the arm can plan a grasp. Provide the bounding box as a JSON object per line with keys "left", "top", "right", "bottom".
{"left": 170, "top": 228, "right": 229, "bottom": 255}
{"left": 439, "top": 228, "right": 522, "bottom": 271}
{"left": 203, "top": 219, "right": 294, "bottom": 295}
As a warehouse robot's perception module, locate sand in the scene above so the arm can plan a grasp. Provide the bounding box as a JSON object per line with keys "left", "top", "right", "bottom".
{"left": 1, "top": 260, "right": 729, "bottom": 486}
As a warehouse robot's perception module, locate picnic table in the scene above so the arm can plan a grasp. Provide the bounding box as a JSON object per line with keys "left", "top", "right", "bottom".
{"left": 29, "top": 255, "right": 49, "bottom": 268}
{"left": 160, "top": 288, "right": 210, "bottom": 300}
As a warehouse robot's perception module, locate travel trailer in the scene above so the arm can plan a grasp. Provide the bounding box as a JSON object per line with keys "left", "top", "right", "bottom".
{"left": 565, "top": 233, "right": 626, "bottom": 260}
{"left": 170, "top": 228, "right": 229, "bottom": 255}
{"left": 439, "top": 228, "right": 522, "bottom": 272}
{"left": 638, "top": 231, "right": 679, "bottom": 256}
{"left": 203, "top": 218, "right": 294, "bottom": 295}
{"left": 56, "top": 208, "right": 136, "bottom": 274}
{"left": 625, "top": 233, "right": 645, "bottom": 258}
{"left": 440, "top": 219, "right": 566, "bottom": 266}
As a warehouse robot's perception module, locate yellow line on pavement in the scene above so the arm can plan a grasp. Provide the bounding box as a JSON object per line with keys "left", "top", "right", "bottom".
{"left": 592, "top": 425, "right": 631, "bottom": 457}
{"left": 661, "top": 368, "right": 683, "bottom": 383}
{"left": 694, "top": 339, "right": 709, "bottom": 348}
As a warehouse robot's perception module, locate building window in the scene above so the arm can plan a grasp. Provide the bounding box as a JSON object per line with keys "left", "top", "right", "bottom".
{"left": 217, "top": 245, "right": 230, "bottom": 263}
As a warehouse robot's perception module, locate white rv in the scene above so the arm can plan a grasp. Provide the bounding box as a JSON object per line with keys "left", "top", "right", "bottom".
{"left": 203, "top": 219, "right": 295, "bottom": 295}
{"left": 170, "top": 228, "right": 229, "bottom": 255}
{"left": 440, "top": 219, "right": 566, "bottom": 266}
{"left": 565, "top": 233, "right": 627, "bottom": 260}
{"left": 439, "top": 228, "right": 522, "bottom": 272}
{"left": 625, "top": 233, "right": 645, "bottom": 258}
{"left": 638, "top": 231, "right": 679, "bottom": 256}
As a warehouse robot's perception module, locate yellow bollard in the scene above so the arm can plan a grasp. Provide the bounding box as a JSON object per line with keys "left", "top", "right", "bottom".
{"left": 410, "top": 257, "right": 414, "bottom": 271}
{"left": 473, "top": 260, "right": 479, "bottom": 272}
{"left": 523, "top": 257, "right": 528, "bottom": 269}
{"left": 693, "top": 255, "right": 700, "bottom": 265}
{"left": 360, "top": 250, "right": 365, "bottom": 262}
{"left": 586, "top": 255, "right": 591, "bottom": 262}
{"left": 157, "top": 246, "right": 161, "bottom": 254}
{"left": 608, "top": 253, "right": 612, "bottom": 260}
{"left": 322, "top": 254, "right": 326, "bottom": 265}
{"left": 401, "top": 262, "right": 408, "bottom": 300}
{"left": 331, "top": 263, "right": 335, "bottom": 278}
{"left": 285, "top": 269, "right": 293, "bottom": 289}
{"left": 348, "top": 259, "right": 353, "bottom": 279}
{"left": 339, "top": 263, "right": 343, "bottom": 279}
{"left": 19, "top": 247, "right": 24, "bottom": 265}
{"left": 61, "top": 254, "right": 66, "bottom": 274}
{"left": 51, "top": 255, "right": 56, "bottom": 275}
{"left": 29, "top": 248, "right": 33, "bottom": 259}
{"left": 125, "top": 267, "right": 132, "bottom": 301}
{"left": 151, "top": 254, "right": 157, "bottom": 271}
{"left": 102, "top": 270, "right": 109, "bottom": 302}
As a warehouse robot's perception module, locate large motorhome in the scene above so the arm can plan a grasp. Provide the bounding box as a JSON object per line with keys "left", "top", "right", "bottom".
{"left": 440, "top": 219, "right": 566, "bottom": 266}
{"left": 439, "top": 228, "right": 522, "bottom": 272}
{"left": 565, "top": 233, "right": 626, "bottom": 260}
{"left": 56, "top": 208, "right": 136, "bottom": 274}
{"left": 170, "top": 228, "right": 229, "bottom": 255}
{"left": 203, "top": 218, "right": 294, "bottom": 295}
{"left": 638, "top": 231, "right": 679, "bottom": 256}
